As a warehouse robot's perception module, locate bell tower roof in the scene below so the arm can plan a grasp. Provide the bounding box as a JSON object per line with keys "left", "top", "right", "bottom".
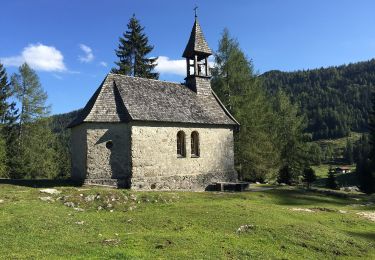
{"left": 182, "top": 17, "right": 212, "bottom": 59}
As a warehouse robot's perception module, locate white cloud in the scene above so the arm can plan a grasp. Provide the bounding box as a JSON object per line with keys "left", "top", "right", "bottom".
{"left": 155, "top": 56, "right": 186, "bottom": 76}
{"left": 155, "top": 56, "right": 215, "bottom": 76}
{"left": 1, "top": 43, "right": 66, "bottom": 72}
{"left": 78, "top": 44, "right": 94, "bottom": 63}
{"left": 99, "top": 61, "right": 108, "bottom": 67}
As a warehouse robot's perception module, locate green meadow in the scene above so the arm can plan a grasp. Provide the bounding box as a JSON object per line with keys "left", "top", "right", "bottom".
{"left": 0, "top": 182, "right": 374, "bottom": 259}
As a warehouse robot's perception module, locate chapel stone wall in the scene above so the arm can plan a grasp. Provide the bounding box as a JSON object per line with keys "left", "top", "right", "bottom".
{"left": 71, "top": 123, "right": 131, "bottom": 187}
{"left": 130, "top": 122, "right": 237, "bottom": 191}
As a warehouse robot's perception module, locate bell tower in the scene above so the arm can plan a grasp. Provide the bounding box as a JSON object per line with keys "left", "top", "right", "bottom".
{"left": 183, "top": 14, "right": 212, "bottom": 95}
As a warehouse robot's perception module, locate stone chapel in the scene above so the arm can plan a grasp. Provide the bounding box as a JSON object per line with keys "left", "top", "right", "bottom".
{"left": 68, "top": 17, "right": 240, "bottom": 190}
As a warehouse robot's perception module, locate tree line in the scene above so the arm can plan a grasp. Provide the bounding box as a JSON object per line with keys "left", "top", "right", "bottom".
{"left": 262, "top": 61, "right": 374, "bottom": 139}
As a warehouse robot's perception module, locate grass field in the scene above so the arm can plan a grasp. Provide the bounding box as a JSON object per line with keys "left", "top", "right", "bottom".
{"left": 0, "top": 182, "right": 374, "bottom": 259}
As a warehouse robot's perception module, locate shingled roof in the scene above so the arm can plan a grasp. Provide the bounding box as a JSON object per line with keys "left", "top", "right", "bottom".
{"left": 68, "top": 73, "right": 238, "bottom": 128}
{"left": 182, "top": 18, "right": 212, "bottom": 58}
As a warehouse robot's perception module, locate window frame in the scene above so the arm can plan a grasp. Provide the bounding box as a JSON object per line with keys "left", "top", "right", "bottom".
{"left": 176, "top": 131, "right": 186, "bottom": 158}
{"left": 191, "top": 131, "right": 200, "bottom": 158}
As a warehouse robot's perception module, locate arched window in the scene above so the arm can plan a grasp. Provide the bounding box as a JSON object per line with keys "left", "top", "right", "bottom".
{"left": 191, "top": 131, "right": 200, "bottom": 157}
{"left": 177, "top": 131, "right": 186, "bottom": 157}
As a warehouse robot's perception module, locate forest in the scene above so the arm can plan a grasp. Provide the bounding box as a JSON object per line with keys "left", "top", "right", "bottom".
{"left": 262, "top": 60, "right": 375, "bottom": 139}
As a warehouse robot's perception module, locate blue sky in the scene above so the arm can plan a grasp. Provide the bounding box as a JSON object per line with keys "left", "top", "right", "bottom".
{"left": 1, "top": 0, "right": 375, "bottom": 114}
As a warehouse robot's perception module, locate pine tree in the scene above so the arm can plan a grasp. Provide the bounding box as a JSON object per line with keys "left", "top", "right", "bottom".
{"left": 11, "top": 63, "right": 49, "bottom": 139}
{"left": 9, "top": 63, "right": 58, "bottom": 178}
{"left": 303, "top": 167, "right": 316, "bottom": 189}
{"left": 272, "top": 90, "right": 308, "bottom": 180}
{"left": 344, "top": 139, "right": 354, "bottom": 164}
{"left": 212, "top": 29, "right": 279, "bottom": 181}
{"left": 326, "top": 167, "right": 338, "bottom": 189}
{"left": 112, "top": 14, "right": 159, "bottom": 79}
{"left": 0, "top": 62, "right": 18, "bottom": 177}
{"left": 356, "top": 90, "right": 375, "bottom": 193}
{"left": 0, "top": 63, "right": 18, "bottom": 125}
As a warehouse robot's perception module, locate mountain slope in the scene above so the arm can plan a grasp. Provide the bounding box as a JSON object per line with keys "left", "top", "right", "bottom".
{"left": 262, "top": 59, "right": 375, "bottom": 139}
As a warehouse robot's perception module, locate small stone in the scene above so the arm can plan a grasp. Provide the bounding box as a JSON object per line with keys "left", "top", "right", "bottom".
{"left": 110, "top": 209, "right": 114, "bottom": 212}
{"left": 97, "top": 206, "right": 103, "bottom": 211}
{"left": 290, "top": 208, "right": 314, "bottom": 213}
{"left": 0, "top": 199, "right": 4, "bottom": 203}
{"left": 339, "top": 210, "right": 347, "bottom": 214}
{"left": 74, "top": 207, "right": 84, "bottom": 212}
{"left": 84, "top": 195, "right": 96, "bottom": 202}
{"left": 236, "top": 224, "right": 255, "bottom": 233}
{"left": 64, "top": 202, "right": 75, "bottom": 208}
{"left": 107, "top": 203, "right": 113, "bottom": 208}
{"left": 102, "top": 238, "right": 120, "bottom": 245}
{"left": 255, "top": 182, "right": 261, "bottom": 185}
{"left": 39, "top": 196, "right": 54, "bottom": 202}
{"left": 130, "top": 194, "right": 137, "bottom": 201}
{"left": 40, "top": 188, "right": 61, "bottom": 195}
{"left": 75, "top": 221, "right": 84, "bottom": 225}
{"left": 79, "top": 194, "right": 84, "bottom": 197}
{"left": 127, "top": 219, "right": 132, "bottom": 222}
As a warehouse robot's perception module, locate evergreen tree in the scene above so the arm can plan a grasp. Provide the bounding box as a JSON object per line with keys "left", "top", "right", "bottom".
{"left": 308, "top": 142, "right": 322, "bottom": 165}
{"left": 212, "top": 29, "right": 279, "bottom": 181}
{"left": 0, "top": 63, "right": 16, "bottom": 124}
{"left": 271, "top": 90, "right": 308, "bottom": 180}
{"left": 112, "top": 14, "right": 159, "bottom": 79}
{"left": 277, "top": 165, "right": 293, "bottom": 185}
{"left": 0, "top": 62, "right": 18, "bottom": 177}
{"left": 303, "top": 167, "right": 316, "bottom": 189}
{"left": 344, "top": 139, "right": 354, "bottom": 164}
{"left": 11, "top": 63, "right": 49, "bottom": 139}
{"left": 326, "top": 167, "right": 338, "bottom": 189}
{"left": 355, "top": 90, "right": 375, "bottom": 193}
{"left": 9, "top": 63, "right": 58, "bottom": 178}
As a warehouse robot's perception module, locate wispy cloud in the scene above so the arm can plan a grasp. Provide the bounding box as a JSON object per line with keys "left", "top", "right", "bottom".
{"left": 78, "top": 44, "right": 94, "bottom": 63}
{"left": 99, "top": 61, "right": 108, "bottom": 67}
{"left": 1, "top": 43, "right": 67, "bottom": 72}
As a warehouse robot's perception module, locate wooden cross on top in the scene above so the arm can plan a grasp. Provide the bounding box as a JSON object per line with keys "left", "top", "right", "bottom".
{"left": 194, "top": 5, "right": 198, "bottom": 18}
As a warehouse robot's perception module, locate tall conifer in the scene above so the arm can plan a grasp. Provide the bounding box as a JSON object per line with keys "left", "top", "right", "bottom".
{"left": 112, "top": 14, "right": 159, "bottom": 79}
{"left": 9, "top": 63, "right": 58, "bottom": 178}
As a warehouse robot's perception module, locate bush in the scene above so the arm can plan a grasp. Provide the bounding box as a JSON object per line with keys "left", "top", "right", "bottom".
{"left": 277, "top": 166, "right": 293, "bottom": 185}
{"left": 303, "top": 167, "right": 316, "bottom": 189}
{"left": 326, "top": 168, "right": 338, "bottom": 189}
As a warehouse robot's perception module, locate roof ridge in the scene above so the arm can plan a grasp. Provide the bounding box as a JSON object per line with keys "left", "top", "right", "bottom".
{"left": 108, "top": 73, "right": 183, "bottom": 85}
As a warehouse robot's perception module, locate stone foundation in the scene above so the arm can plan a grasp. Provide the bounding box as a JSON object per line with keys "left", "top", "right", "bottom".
{"left": 84, "top": 178, "right": 129, "bottom": 188}
{"left": 131, "top": 171, "right": 237, "bottom": 191}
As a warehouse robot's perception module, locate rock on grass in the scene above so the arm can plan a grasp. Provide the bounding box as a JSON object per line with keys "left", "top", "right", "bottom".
{"left": 40, "top": 189, "right": 61, "bottom": 195}
{"left": 356, "top": 212, "right": 375, "bottom": 222}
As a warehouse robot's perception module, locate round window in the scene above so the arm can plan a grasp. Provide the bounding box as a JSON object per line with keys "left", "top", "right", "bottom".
{"left": 106, "top": 141, "right": 113, "bottom": 149}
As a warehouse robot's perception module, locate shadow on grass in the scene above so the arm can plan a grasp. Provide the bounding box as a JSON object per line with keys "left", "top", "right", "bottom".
{"left": 266, "top": 189, "right": 353, "bottom": 207}
{"left": 347, "top": 231, "right": 375, "bottom": 241}
{"left": 0, "top": 178, "right": 83, "bottom": 188}
{"left": 314, "top": 172, "right": 359, "bottom": 188}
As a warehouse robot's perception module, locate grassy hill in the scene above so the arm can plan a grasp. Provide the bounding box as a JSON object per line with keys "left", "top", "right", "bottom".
{"left": 0, "top": 183, "right": 374, "bottom": 259}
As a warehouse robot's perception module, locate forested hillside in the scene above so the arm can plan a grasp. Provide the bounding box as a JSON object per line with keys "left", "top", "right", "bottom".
{"left": 262, "top": 59, "right": 375, "bottom": 139}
